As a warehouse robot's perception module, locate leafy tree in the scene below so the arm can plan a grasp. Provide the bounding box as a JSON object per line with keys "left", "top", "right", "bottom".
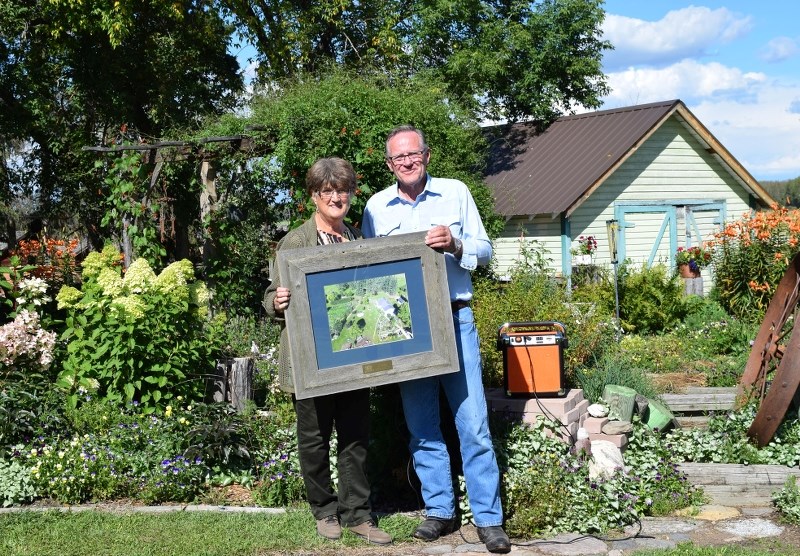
{"left": 229, "top": 69, "right": 503, "bottom": 237}
{"left": 222, "top": 0, "right": 611, "bottom": 121}
{"left": 762, "top": 177, "right": 800, "bottom": 208}
{"left": 0, "top": 0, "right": 242, "bottom": 248}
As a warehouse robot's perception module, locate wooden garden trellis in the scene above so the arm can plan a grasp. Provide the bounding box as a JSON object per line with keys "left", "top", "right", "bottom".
{"left": 83, "top": 133, "right": 267, "bottom": 267}
{"left": 83, "top": 133, "right": 270, "bottom": 410}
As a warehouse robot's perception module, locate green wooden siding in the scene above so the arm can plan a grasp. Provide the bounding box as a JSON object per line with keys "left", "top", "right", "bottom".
{"left": 492, "top": 116, "right": 756, "bottom": 291}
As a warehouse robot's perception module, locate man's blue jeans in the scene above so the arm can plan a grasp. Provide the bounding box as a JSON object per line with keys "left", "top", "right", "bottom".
{"left": 399, "top": 306, "right": 504, "bottom": 527}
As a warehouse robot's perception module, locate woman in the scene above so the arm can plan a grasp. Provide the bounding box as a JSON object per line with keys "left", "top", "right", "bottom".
{"left": 264, "top": 157, "right": 391, "bottom": 545}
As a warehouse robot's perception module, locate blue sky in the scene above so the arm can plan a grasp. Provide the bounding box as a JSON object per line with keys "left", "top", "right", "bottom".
{"left": 599, "top": 1, "right": 800, "bottom": 181}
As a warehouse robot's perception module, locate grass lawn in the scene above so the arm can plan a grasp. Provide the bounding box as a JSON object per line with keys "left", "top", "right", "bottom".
{"left": 0, "top": 509, "right": 418, "bottom": 556}
{"left": 3, "top": 508, "right": 798, "bottom": 556}
{"left": 632, "top": 544, "right": 799, "bottom": 556}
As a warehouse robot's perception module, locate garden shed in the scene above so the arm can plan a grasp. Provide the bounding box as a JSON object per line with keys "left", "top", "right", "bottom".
{"left": 482, "top": 99, "right": 776, "bottom": 290}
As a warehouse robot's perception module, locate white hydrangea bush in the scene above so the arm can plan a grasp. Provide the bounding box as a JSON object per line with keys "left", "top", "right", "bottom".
{"left": 55, "top": 247, "right": 214, "bottom": 410}
{"left": 0, "top": 310, "right": 57, "bottom": 377}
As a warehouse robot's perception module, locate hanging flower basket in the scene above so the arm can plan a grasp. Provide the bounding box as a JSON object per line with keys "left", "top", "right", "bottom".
{"left": 678, "top": 263, "right": 701, "bottom": 278}
{"left": 676, "top": 245, "right": 711, "bottom": 278}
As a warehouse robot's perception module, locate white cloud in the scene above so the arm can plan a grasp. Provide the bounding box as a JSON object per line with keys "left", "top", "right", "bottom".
{"left": 602, "top": 7, "right": 752, "bottom": 70}
{"left": 603, "top": 60, "right": 766, "bottom": 106}
{"left": 691, "top": 86, "right": 800, "bottom": 179}
{"left": 759, "top": 36, "right": 800, "bottom": 63}
{"left": 599, "top": 62, "right": 800, "bottom": 180}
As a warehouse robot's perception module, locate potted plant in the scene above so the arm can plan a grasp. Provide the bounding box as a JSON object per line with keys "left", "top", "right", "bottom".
{"left": 571, "top": 235, "right": 597, "bottom": 265}
{"left": 675, "top": 245, "right": 712, "bottom": 277}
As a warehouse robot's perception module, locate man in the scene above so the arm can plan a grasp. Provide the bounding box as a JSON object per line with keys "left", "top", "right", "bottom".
{"left": 361, "top": 125, "right": 510, "bottom": 554}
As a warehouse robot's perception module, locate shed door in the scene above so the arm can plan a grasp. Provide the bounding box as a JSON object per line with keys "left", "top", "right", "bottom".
{"left": 616, "top": 202, "right": 724, "bottom": 268}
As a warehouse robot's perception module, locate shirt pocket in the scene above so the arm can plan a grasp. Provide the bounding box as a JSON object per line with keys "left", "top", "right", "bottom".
{"left": 430, "top": 214, "right": 462, "bottom": 238}
{"left": 372, "top": 219, "right": 402, "bottom": 237}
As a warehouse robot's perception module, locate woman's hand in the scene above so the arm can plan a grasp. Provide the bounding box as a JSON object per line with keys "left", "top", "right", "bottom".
{"left": 273, "top": 286, "right": 291, "bottom": 313}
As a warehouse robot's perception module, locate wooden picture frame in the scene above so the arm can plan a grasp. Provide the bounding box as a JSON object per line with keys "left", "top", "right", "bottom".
{"left": 277, "top": 231, "right": 459, "bottom": 399}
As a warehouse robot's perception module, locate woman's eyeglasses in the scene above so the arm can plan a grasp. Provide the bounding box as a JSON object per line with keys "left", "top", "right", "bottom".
{"left": 317, "top": 188, "right": 352, "bottom": 201}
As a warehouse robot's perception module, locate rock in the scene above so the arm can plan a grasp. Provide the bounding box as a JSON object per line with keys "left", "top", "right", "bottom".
{"left": 571, "top": 427, "right": 592, "bottom": 460}
{"left": 718, "top": 518, "right": 784, "bottom": 538}
{"left": 602, "top": 421, "right": 634, "bottom": 435}
{"left": 587, "top": 403, "right": 609, "bottom": 417}
{"left": 635, "top": 394, "right": 649, "bottom": 418}
{"left": 676, "top": 504, "right": 740, "bottom": 521}
{"left": 589, "top": 440, "right": 624, "bottom": 479}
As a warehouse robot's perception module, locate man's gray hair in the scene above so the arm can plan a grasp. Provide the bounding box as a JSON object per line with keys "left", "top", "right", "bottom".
{"left": 385, "top": 125, "right": 427, "bottom": 158}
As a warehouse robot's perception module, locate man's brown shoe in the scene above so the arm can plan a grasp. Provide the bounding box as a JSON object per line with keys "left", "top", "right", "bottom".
{"left": 347, "top": 519, "right": 393, "bottom": 545}
{"left": 316, "top": 515, "right": 341, "bottom": 540}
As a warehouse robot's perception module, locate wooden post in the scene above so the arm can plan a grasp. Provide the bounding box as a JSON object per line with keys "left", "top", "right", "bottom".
{"left": 200, "top": 159, "right": 217, "bottom": 282}
{"left": 207, "top": 357, "right": 254, "bottom": 412}
{"left": 208, "top": 359, "right": 228, "bottom": 403}
{"left": 229, "top": 357, "right": 254, "bottom": 412}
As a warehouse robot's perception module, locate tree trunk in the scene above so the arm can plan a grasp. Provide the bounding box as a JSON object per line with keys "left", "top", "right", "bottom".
{"left": 601, "top": 385, "right": 637, "bottom": 422}
{"left": 229, "top": 356, "right": 254, "bottom": 412}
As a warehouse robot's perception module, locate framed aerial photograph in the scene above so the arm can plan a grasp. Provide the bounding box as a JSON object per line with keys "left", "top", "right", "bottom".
{"left": 276, "top": 231, "right": 459, "bottom": 399}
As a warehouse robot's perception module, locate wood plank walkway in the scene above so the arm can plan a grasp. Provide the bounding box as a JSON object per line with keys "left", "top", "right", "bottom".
{"left": 678, "top": 462, "right": 800, "bottom": 506}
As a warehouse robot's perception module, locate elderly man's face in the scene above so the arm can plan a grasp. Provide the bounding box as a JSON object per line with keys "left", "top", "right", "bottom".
{"left": 385, "top": 131, "right": 429, "bottom": 191}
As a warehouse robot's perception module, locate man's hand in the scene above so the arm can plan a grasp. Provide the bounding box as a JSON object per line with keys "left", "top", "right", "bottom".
{"left": 425, "top": 225, "right": 457, "bottom": 253}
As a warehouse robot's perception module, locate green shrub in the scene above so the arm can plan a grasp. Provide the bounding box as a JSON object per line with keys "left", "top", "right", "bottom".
{"left": 208, "top": 312, "right": 279, "bottom": 359}
{"left": 252, "top": 459, "right": 305, "bottom": 507}
{"left": 249, "top": 413, "right": 305, "bottom": 508}
{"left": 504, "top": 454, "right": 571, "bottom": 535}
{"left": 57, "top": 248, "right": 215, "bottom": 412}
{"left": 614, "top": 334, "right": 689, "bottom": 375}
{"left": 23, "top": 398, "right": 263, "bottom": 505}
{"left": 473, "top": 266, "right": 616, "bottom": 386}
{"left": 676, "top": 298, "right": 757, "bottom": 358}
{"left": 183, "top": 403, "right": 251, "bottom": 470}
{"left": 670, "top": 297, "right": 757, "bottom": 386}
{"left": 663, "top": 403, "right": 800, "bottom": 467}
{"left": 773, "top": 475, "right": 800, "bottom": 524}
{"left": 0, "top": 386, "right": 66, "bottom": 456}
{"left": 623, "top": 421, "right": 706, "bottom": 514}
{"left": 616, "top": 262, "right": 687, "bottom": 334}
{"left": 0, "top": 455, "right": 37, "bottom": 506}
{"left": 574, "top": 351, "right": 660, "bottom": 403}
{"left": 493, "top": 418, "right": 702, "bottom": 536}
{"left": 139, "top": 455, "right": 207, "bottom": 504}
{"left": 27, "top": 434, "right": 122, "bottom": 504}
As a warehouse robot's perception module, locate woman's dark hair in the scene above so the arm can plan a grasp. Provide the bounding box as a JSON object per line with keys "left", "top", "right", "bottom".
{"left": 305, "top": 157, "right": 357, "bottom": 196}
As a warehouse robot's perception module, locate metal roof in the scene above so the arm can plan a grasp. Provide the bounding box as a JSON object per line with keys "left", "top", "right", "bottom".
{"left": 482, "top": 99, "right": 772, "bottom": 218}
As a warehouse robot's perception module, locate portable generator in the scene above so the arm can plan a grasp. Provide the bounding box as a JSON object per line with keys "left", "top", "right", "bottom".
{"left": 496, "top": 321, "right": 568, "bottom": 398}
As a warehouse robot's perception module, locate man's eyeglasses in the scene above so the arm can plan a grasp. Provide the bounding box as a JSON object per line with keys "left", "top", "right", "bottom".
{"left": 387, "top": 149, "right": 427, "bottom": 164}
{"left": 317, "top": 188, "right": 353, "bottom": 201}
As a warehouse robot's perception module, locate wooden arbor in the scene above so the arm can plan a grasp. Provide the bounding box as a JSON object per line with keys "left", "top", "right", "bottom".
{"left": 739, "top": 252, "right": 800, "bottom": 446}
{"left": 83, "top": 133, "right": 265, "bottom": 268}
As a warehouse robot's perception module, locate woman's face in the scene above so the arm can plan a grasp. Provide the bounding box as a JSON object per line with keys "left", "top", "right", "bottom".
{"left": 313, "top": 183, "right": 352, "bottom": 223}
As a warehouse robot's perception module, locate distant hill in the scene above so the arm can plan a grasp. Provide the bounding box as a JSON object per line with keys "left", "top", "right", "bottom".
{"left": 761, "top": 177, "right": 800, "bottom": 207}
